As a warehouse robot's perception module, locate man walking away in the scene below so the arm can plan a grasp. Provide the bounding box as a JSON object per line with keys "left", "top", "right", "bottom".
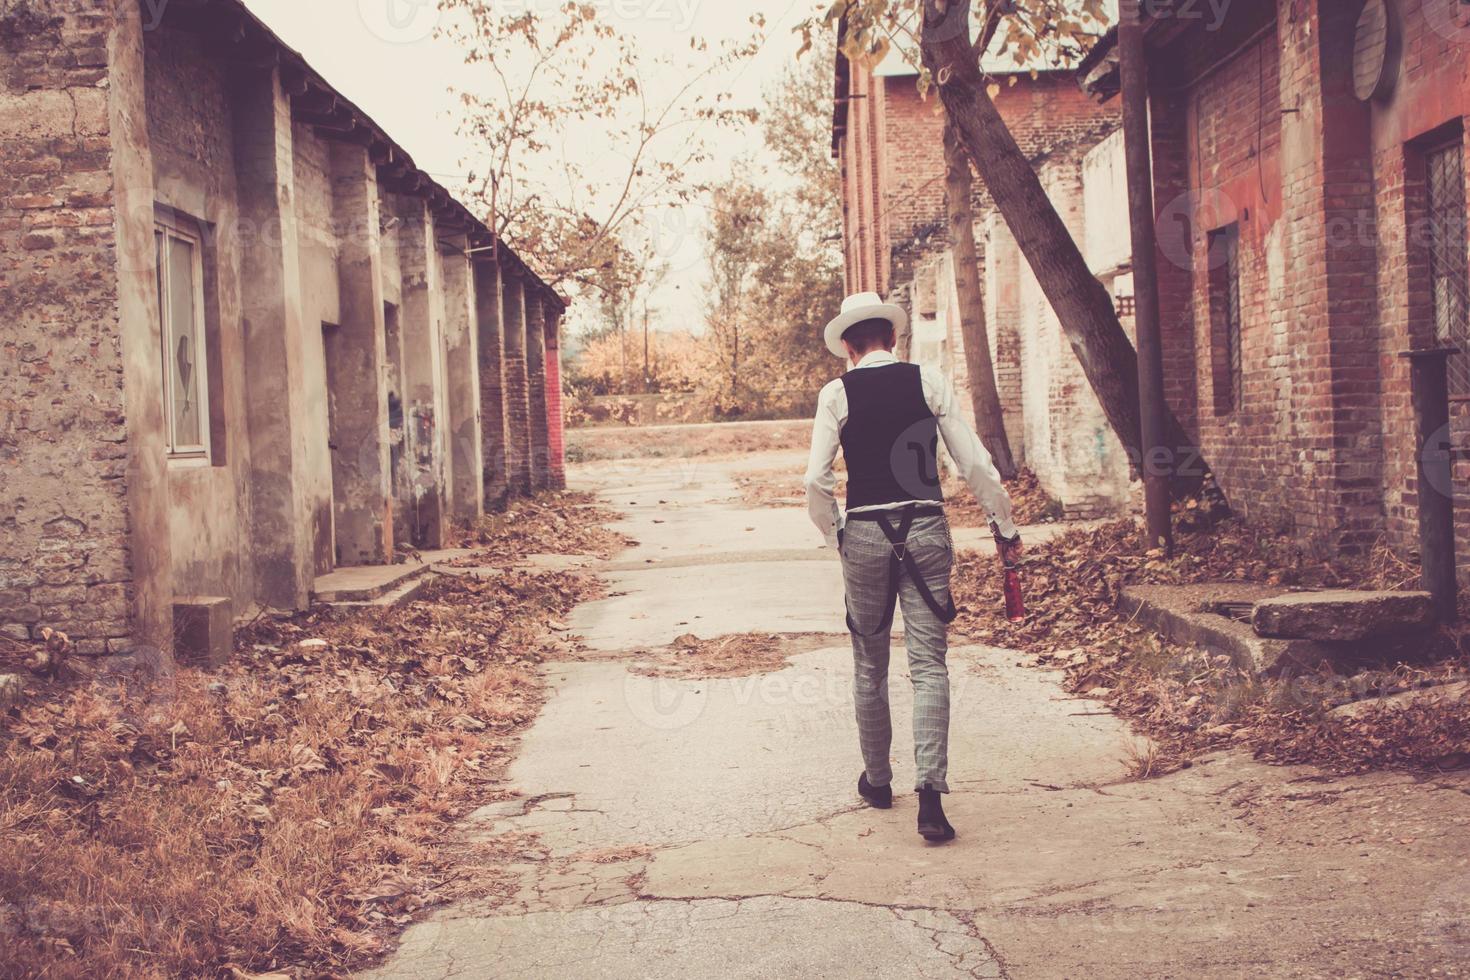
{"left": 803, "top": 292, "right": 1023, "bottom": 842}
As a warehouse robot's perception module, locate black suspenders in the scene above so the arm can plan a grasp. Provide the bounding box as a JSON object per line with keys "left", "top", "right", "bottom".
{"left": 845, "top": 505, "right": 958, "bottom": 637}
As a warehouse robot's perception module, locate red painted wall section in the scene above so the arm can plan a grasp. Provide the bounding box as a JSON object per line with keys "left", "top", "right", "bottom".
{"left": 544, "top": 315, "right": 567, "bottom": 490}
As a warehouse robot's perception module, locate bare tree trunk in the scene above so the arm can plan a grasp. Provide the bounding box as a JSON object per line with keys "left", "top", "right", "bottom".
{"left": 944, "top": 119, "right": 1018, "bottom": 480}
{"left": 919, "top": 0, "right": 1207, "bottom": 496}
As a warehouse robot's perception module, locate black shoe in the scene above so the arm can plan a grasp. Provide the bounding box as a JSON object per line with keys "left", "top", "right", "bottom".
{"left": 917, "top": 785, "right": 955, "bottom": 842}
{"left": 858, "top": 772, "right": 892, "bottom": 809}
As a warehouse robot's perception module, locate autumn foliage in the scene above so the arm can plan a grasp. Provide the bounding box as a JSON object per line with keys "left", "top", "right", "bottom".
{"left": 0, "top": 495, "right": 621, "bottom": 978}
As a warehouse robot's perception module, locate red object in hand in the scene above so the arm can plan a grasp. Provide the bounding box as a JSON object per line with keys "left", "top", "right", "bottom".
{"left": 993, "top": 526, "right": 1026, "bottom": 624}
{"left": 1001, "top": 564, "right": 1026, "bottom": 624}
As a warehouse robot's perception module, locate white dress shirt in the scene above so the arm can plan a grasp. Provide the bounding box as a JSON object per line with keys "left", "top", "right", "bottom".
{"left": 803, "top": 350, "right": 1018, "bottom": 548}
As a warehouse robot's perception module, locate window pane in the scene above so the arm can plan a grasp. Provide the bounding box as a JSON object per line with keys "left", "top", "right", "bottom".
{"left": 167, "top": 235, "right": 202, "bottom": 449}
{"left": 1426, "top": 140, "right": 1467, "bottom": 400}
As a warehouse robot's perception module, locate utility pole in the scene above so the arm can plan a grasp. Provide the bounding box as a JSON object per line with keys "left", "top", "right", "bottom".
{"left": 1119, "top": 0, "right": 1173, "bottom": 553}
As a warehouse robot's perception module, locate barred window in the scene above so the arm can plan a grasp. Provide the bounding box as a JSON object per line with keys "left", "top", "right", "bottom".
{"left": 1426, "top": 138, "right": 1468, "bottom": 396}
{"left": 1207, "top": 224, "right": 1243, "bottom": 416}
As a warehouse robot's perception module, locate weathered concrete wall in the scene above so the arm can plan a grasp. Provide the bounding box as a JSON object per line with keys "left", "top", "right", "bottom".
{"left": 982, "top": 214, "right": 1027, "bottom": 466}
{"left": 1, "top": 1, "right": 568, "bottom": 648}
{"left": 391, "top": 195, "right": 448, "bottom": 546}
{"left": 1082, "top": 128, "right": 1130, "bottom": 277}
{"left": 327, "top": 141, "right": 392, "bottom": 564}
{"left": 502, "top": 270, "right": 532, "bottom": 496}
{"left": 292, "top": 123, "right": 341, "bottom": 578}
{"left": 475, "top": 255, "right": 509, "bottom": 509}
{"left": 441, "top": 237, "right": 483, "bottom": 525}
{"left": 232, "top": 65, "right": 318, "bottom": 610}
{"left": 0, "top": 0, "right": 171, "bottom": 654}
{"left": 1017, "top": 155, "right": 1132, "bottom": 519}
{"left": 144, "top": 26, "right": 253, "bottom": 613}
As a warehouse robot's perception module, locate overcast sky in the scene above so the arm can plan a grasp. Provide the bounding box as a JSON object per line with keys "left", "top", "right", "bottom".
{"left": 240, "top": 0, "right": 821, "bottom": 336}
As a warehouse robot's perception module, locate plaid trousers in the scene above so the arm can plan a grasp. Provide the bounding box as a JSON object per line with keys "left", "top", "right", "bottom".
{"left": 839, "top": 512, "right": 953, "bottom": 793}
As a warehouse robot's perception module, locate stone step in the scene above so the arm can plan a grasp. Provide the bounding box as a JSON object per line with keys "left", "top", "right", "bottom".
{"left": 320, "top": 572, "right": 434, "bottom": 610}
{"left": 1118, "top": 583, "right": 1440, "bottom": 676}
{"left": 312, "top": 562, "right": 433, "bottom": 604}
{"left": 1252, "top": 589, "right": 1437, "bottom": 641}
{"left": 1118, "top": 583, "right": 1332, "bottom": 676}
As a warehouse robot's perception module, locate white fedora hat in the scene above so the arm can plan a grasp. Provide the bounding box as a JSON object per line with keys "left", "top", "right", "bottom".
{"left": 823, "top": 291, "right": 908, "bottom": 359}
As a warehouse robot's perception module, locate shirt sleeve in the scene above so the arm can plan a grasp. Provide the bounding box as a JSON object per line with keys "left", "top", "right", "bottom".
{"left": 803, "top": 379, "right": 845, "bottom": 549}
{"left": 923, "top": 366, "right": 1018, "bottom": 540}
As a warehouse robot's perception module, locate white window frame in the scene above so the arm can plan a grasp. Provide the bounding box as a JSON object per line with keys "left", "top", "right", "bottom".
{"left": 154, "top": 213, "right": 211, "bottom": 460}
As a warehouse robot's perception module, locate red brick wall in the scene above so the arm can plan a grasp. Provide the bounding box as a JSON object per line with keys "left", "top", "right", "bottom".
{"left": 876, "top": 72, "right": 1121, "bottom": 289}
{"left": 1155, "top": 8, "right": 1295, "bottom": 528}
{"left": 1368, "top": 0, "right": 1470, "bottom": 578}
{"left": 1156, "top": 0, "right": 1470, "bottom": 580}
{"left": 544, "top": 310, "right": 566, "bottom": 490}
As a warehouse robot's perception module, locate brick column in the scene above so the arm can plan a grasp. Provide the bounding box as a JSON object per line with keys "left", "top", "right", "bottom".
{"left": 501, "top": 270, "right": 532, "bottom": 496}
{"left": 233, "top": 65, "right": 314, "bottom": 607}
{"left": 1274, "top": 0, "right": 1386, "bottom": 553}
{"left": 327, "top": 142, "right": 393, "bottom": 564}
{"left": 525, "top": 289, "right": 550, "bottom": 491}
{"left": 393, "top": 196, "right": 449, "bottom": 548}
{"left": 0, "top": 1, "right": 172, "bottom": 654}
{"left": 442, "top": 236, "right": 484, "bottom": 526}
{"left": 474, "top": 253, "right": 510, "bottom": 509}
{"left": 545, "top": 308, "right": 567, "bottom": 490}
{"left": 1313, "top": 0, "right": 1386, "bottom": 554}
{"left": 1147, "top": 84, "right": 1199, "bottom": 438}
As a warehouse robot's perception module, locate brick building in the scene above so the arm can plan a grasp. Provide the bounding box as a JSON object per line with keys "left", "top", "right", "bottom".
{"left": 1, "top": 0, "right": 569, "bottom": 657}
{"left": 832, "top": 38, "right": 1131, "bottom": 517}
{"left": 1081, "top": 0, "right": 1469, "bottom": 575}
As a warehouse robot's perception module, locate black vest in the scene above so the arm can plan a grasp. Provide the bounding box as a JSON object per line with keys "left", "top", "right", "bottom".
{"left": 839, "top": 362, "right": 944, "bottom": 510}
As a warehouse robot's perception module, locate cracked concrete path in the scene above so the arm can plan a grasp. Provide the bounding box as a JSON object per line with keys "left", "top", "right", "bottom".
{"left": 365, "top": 446, "right": 1470, "bottom": 979}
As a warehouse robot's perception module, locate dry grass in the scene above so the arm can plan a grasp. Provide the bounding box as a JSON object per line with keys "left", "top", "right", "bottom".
{"left": 951, "top": 507, "right": 1470, "bottom": 778}
{"left": 0, "top": 494, "right": 614, "bottom": 978}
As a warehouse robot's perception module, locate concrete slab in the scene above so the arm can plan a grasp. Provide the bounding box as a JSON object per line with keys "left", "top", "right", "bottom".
{"left": 1253, "top": 588, "right": 1438, "bottom": 641}
{"left": 461, "top": 646, "right": 1126, "bottom": 855}
{"left": 1119, "top": 583, "right": 1340, "bottom": 675}
{"left": 321, "top": 574, "right": 431, "bottom": 610}
{"left": 312, "top": 562, "right": 431, "bottom": 603}
{"left": 570, "top": 562, "right": 846, "bottom": 651}
{"left": 363, "top": 445, "right": 1470, "bottom": 980}
{"left": 367, "top": 897, "right": 1001, "bottom": 980}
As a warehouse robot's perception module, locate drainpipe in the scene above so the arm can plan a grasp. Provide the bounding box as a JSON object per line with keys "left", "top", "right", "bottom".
{"left": 1119, "top": 0, "right": 1173, "bottom": 553}
{"left": 1401, "top": 347, "right": 1460, "bottom": 623}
